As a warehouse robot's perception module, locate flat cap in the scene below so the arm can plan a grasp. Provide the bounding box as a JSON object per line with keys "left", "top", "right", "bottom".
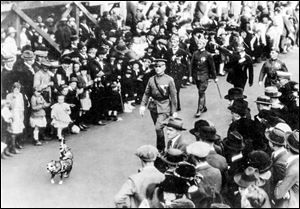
{"left": 135, "top": 145, "right": 158, "bottom": 162}
{"left": 34, "top": 50, "right": 48, "bottom": 57}
{"left": 186, "top": 142, "right": 210, "bottom": 158}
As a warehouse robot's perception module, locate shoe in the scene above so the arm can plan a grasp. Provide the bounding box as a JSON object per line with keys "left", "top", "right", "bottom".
{"left": 112, "top": 116, "right": 118, "bottom": 121}
{"left": 177, "top": 107, "right": 181, "bottom": 111}
{"left": 97, "top": 121, "right": 106, "bottom": 126}
{"left": 34, "top": 141, "right": 42, "bottom": 146}
{"left": 200, "top": 107, "right": 207, "bottom": 113}
{"left": 16, "top": 144, "right": 24, "bottom": 149}
{"left": 4, "top": 149, "right": 13, "bottom": 157}
{"left": 79, "top": 125, "right": 87, "bottom": 131}
{"left": 9, "top": 149, "right": 19, "bottom": 154}
{"left": 195, "top": 111, "right": 201, "bottom": 118}
{"left": 81, "top": 124, "right": 89, "bottom": 129}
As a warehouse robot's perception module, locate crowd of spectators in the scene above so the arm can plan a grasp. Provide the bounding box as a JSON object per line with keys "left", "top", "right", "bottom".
{"left": 1, "top": 1, "right": 299, "bottom": 208}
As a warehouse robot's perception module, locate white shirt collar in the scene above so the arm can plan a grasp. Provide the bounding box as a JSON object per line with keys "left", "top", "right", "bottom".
{"left": 170, "top": 134, "right": 181, "bottom": 148}
{"left": 273, "top": 147, "right": 286, "bottom": 159}
{"left": 24, "top": 62, "right": 35, "bottom": 74}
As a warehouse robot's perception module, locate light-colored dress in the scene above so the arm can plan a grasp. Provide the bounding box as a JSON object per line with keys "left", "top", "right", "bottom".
{"left": 6, "top": 92, "right": 25, "bottom": 134}
{"left": 30, "top": 95, "right": 47, "bottom": 128}
{"left": 51, "top": 103, "right": 72, "bottom": 128}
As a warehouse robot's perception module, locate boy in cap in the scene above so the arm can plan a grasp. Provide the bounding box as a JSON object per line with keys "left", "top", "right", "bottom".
{"left": 1, "top": 55, "right": 16, "bottom": 99}
{"left": 139, "top": 58, "right": 178, "bottom": 153}
{"left": 114, "top": 145, "right": 165, "bottom": 208}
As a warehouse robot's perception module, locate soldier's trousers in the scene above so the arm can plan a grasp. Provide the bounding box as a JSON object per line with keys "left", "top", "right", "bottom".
{"left": 196, "top": 79, "right": 209, "bottom": 111}
{"left": 150, "top": 111, "right": 170, "bottom": 152}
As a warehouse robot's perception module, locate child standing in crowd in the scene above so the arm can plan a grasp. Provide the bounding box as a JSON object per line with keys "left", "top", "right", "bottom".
{"left": 51, "top": 95, "right": 72, "bottom": 141}
{"left": 30, "top": 87, "right": 50, "bottom": 146}
{"left": 5, "top": 82, "right": 27, "bottom": 153}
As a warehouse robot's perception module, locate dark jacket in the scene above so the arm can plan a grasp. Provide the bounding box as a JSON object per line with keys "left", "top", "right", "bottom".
{"left": 12, "top": 61, "right": 35, "bottom": 99}
{"left": 191, "top": 49, "right": 216, "bottom": 81}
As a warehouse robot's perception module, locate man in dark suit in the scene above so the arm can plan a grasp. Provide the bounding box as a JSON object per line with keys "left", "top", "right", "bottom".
{"left": 165, "top": 118, "right": 191, "bottom": 153}
{"left": 164, "top": 35, "right": 190, "bottom": 111}
{"left": 226, "top": 45, "right": 253, "bottom": 90}
{"left": 11, "top": 50, "right": 36, "bottom": 141}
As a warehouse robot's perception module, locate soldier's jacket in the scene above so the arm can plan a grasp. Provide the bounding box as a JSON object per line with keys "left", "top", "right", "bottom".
{"left": 141, "top": 74, "right": 177, "bottom": 114}
{"left": 191, "top": 49, "right": 217, "bottom": 81}
{"left": 259, "top": 59, "right": 288, "bottom": 87}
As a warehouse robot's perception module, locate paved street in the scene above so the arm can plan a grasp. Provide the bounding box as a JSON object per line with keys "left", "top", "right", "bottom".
{"left": 1, "top": 48, "right": 299, "bottom": 208}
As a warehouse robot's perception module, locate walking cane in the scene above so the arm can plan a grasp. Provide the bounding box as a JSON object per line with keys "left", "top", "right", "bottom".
{"left": 215, "top": 81, "right": 222, "bottom": 99}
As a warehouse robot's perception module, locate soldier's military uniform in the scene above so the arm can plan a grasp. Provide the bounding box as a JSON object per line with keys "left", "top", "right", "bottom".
{"left": 191, "top": 48, "right": 217, "bottom": 114}
{"left": 141, "top": 64, "right": 177, "bottom": 152}
{"left": 259, "top": 59, "right": 288, "bottom": 87}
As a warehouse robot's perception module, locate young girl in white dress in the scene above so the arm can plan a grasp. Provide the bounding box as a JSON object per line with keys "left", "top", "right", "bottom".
{"left": 51, "top": 94, "right": 72, "bottom": 141}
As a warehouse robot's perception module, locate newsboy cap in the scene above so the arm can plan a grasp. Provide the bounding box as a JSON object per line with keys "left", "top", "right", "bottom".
{"left": 135, "top": 145, "right": 159, "bottom": 162}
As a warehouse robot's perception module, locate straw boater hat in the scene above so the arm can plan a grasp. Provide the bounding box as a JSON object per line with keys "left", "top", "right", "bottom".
{"left": 186, "top": 142, "right": 211, "bottom": 158}
{"left": 114, "top": 42, "right": 129, "bottom": 55}
{"left": 160, "top": 148, "right": 187, "bottom": 166}
{"left": 255, "top": 96, "right": 272, "bottom": 105}
{"left": 277, "top": 71, "right": 291, "bottom": 80}
{"left": 265, "top": 126, "right": 287, "bottom": 146}
{"left": 264, "top": 86, "right": 282, "bottom": 98}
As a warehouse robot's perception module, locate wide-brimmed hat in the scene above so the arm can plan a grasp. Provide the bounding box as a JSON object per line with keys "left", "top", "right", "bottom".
{"left": 165, "top": 118, "right": 186, "bottom": 131}
{"left": 247, "top": 150, "right": 273, "bottom": 173}
{"left": 114, "top": 43, "right": 129, "bottom": 54}
{"left": 135, "top": 144, "right": 159, "bottom": 162}
{"left": 21, "top": 50, "right": 35, "bottom": 60}
{"left": 234, "top": 167, "right": 260, "bottom": 188}
{"left": 186, "top": 142, "right": 211, "bottom": 158}
{"left": 169, "top": 198, "right": 196, "bottom": 208}
{"left": 97, "top": 47, "right": 108, "bottom": 56}
{"left": 224, "top": 87, "right": 247, "bottom": 100}
{"left": 160, "top": 148, "right": 187, "bottom": 166}
{"left": 228, "top": 98, "right": 248, "bottom": 116}
{"left": 264, "top": 86, "right": 282, "bottom": 98}
{"left": 285, "top": 130, "right": 299, "bottom": 153}
{"left": 50, "top": 61, "right": 61, "bottom": 68}
{"left": 190, "top": 119, "right": 220, "bottom": 142}
{"left": 255, "top": 96, "right": 272, "bottom": 105}
{"left": 223, "top": 131, "right": 245, "bottom": 151}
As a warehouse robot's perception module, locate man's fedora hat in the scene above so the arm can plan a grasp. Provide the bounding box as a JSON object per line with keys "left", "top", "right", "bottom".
{"left": 234, "top": 167, "right": 260, "bottom": 188}
{"left": 165, "top": 118, "right": 186, "bottom": 131}
{"left": 285, "top": 130, "right": 299, "bottom": 154}
{"left": 265, "top": 127, "right": 286, "bottom": 146}
{"left": 223, "top": 131, "right": 245, "bottom": 151}
{"left": 189, "top": 119, "right": 220, "bottom": 142}
{"left": 247, "top": 150, "right": 273, "bottom": 174}
{"left": 224, "top": 87, "right": 247, "bottom": 100}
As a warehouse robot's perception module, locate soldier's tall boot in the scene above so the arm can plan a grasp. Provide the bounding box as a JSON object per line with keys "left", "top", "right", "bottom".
{"left": 195, "top": 96, "right": 201, "bottom": 118}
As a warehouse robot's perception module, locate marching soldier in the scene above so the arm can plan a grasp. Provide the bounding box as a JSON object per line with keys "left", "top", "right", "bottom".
{"left": 259, "top": 47, "right": 288, "bottom": 87}
{"left": 139, "top": 59, "right": 177, "bottom": 153}
{"left": 190, "top": 37, "right": 217, "bottom": 117}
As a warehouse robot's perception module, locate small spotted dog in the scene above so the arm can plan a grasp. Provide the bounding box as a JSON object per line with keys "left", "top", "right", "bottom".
{"left": 47, "top": 141, "right": 73, "bottom": 184}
